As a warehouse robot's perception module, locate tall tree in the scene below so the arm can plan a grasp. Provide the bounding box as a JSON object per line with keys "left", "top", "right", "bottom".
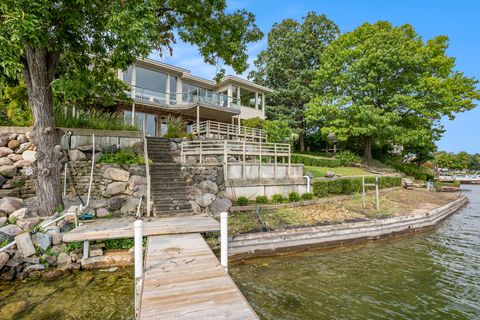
{"left": 0, "top": 0, "right": 262, "bottom": 215}
{"left": 249, "top": 12, "right": 339, "bottom": 151}
{"left": 307, "top": 21, "right": 479, "bottom": 161}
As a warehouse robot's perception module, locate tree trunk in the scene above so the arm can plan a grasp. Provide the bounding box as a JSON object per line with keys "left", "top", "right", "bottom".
{"left": 23, "top": 46, "right": 63, "bottom": 216}
{"left": 299, "top": 131, "right": 305, "bottom": 152}
{"left": 363, "top": 136, "right": 373, "bottom": 161}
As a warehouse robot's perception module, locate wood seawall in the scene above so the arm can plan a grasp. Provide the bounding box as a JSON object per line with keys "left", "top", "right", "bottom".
{"left": 229, "top": 196, "right": 469, "bottom": 260}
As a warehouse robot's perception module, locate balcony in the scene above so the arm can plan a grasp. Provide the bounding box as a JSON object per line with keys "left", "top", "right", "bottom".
{"left": 191, "top": 120, "right": 266, "bottom": 142}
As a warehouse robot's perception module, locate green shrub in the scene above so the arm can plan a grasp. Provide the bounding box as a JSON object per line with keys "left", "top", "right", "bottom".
{"left": 394, "top": 163, "right": 434, "bottom": 181}
{"left": 301, "top": 192, "right": 313, "bottom": 200}
{"left": 288, "top": 192, "right": 300, "bottom": 202}
{"left": 313, "top": 176, "right": 402, "bottom": 198}
{"left": 236, "top": 196, "right": 249, "bottom": 206}
{"left": 55, "top": 106, "right": 138, "bottom": 131}
{"left": 434, "top": 181, "right": 460, "bottom": 188}
{"left": 271, "top": 194, "right": 285, "bottom": 204}
{"left": 99, "top": 150, "right": 145, "bottom": 164}
{"left": 164, "top": 115, "right": 187, "bottom": 138}
{"left": 335, "top": 150, "right": 362, "bottom": 166}
{"left": 291, "top": 154, "right": 342, "bottom": 167}
{"left": 255, "top": 195, "right": 268, "bottom": 204}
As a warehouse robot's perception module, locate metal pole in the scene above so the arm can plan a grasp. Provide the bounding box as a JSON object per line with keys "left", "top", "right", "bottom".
{"left": 303, "top": 175, "right": 311, "bottom": 194}
{"left": 134, "top": 220, "right": 144, "bottom": 318}
{"left": 375, "top": 176, "right": 380, "bottom": 210}
{"left": 63, "top": 163, "right": 68, "bottom": 198}
{"left": 85, "top": 134, "right": 95, "bottom": 208}
{"left": 82, "top": 241, "right": 89, "bottom": 260}
{"left": 362, "top": 176, "right": 366, "bottom": 209}
{"left": 220, "top": 212, "right": 228, "bottom": 272}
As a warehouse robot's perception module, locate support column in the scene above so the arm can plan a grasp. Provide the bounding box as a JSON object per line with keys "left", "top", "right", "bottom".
{"left": 131, "top": 103, "right": 136, "bottom": 126}
{"left": 165, "top": 75, "right": 170, "bottom": 105}
{"left": 196, "top": 105, "right": 200, "bottom": 137}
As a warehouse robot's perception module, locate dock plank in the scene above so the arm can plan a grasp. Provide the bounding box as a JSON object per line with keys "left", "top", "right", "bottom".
{"left": 63, "top": 216, "right": 219, "bottom": 242}
{"left": 139, "top": 233, "right": 258, "bottom": 320}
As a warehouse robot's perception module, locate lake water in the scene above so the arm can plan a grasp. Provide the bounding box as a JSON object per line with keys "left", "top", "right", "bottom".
{"left": 230, "top": 185, "right": 480, "bottom": 320}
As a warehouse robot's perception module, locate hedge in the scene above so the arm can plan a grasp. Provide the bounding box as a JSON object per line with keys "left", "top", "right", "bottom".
{"left": 291, "top": 154, "right": 342, "bottom": 167}
{"left": 313, "top": 176, "right": 402, "bottom": 198}
{"left": 393, "top": 163, "right": 434, "bottom": 181}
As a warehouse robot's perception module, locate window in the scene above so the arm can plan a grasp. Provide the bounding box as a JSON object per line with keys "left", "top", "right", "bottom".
{"left": 258, "top": 94, "right": 263, "bottom": 110}
{"left": 135, "top": 67, "right": 167, "bottom": 103}
{"left": 220, "top": 90, "right": 228, "bottom": 107}
{"left": 240, "top": 87, "right": 256, "bottom": 108}
{"left": 123, "top": 66, "right": 133, "bottom": 84}
{"left": 232, "top": 85, "right": 238, "bottom": 99}
{"left": 182, "top": 82, "right": 199, "bottom": 103}
{"left": 124, "top": 111, "right": 157, "bottom": 137}
{"left": 169, "top": 76, "right": 177, "bottom": 104}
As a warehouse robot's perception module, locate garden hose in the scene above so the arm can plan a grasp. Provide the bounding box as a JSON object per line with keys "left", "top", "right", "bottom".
{"left": 65, "top": 131, "right": 85, "bottom": 207}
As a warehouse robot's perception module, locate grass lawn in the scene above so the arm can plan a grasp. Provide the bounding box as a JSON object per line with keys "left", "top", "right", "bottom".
{"left": 304, "top": 166, "right": 372, "bottom": 177}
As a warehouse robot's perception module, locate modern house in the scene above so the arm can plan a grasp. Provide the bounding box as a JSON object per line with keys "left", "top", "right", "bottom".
{"left": 117, "top": 58, "right": 273, "bottom": 141}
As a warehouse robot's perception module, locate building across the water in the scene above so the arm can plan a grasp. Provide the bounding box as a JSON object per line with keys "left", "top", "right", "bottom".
{"left": 117, "top": 58, "right": 273, "bottom": 140}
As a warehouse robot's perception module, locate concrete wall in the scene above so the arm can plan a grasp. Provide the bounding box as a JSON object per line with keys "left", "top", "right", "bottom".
{"left": 225, "top": 182, "right": 309, "bottom": 199}
{"left": 227, "top": 164, "right": 304, "bottom": 180}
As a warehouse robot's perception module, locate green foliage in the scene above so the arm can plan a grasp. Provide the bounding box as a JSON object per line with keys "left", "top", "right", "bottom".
{"left": 250, "top": 12, "right": 339, "bottom": 150}
{"left": 164, "top": 115, "right": 187, "bottom": 138}
{"left": 55, "top": 106, "right": 137, "bottom": 131}
{"left": 242, "top": 117, "right": 265, "bottom": 129}
{"left": 434, "top": 181, "right": 460, "bottom": 188}
{"left": 103, "top": 238, "right": 134, "bottom": 250}
{"left": 255, "top": 195, "right": 268, "bottom": 204}
{"left": 292, "top": 154, "right": 342, "bottom": 167}
{"left": 99, "top": 150, "right": 144, "bottom": 165}
{"left": 271, "top": 194, "right": 285, "bottom": 204}
{"left": 335, "top": 151, "right": 362, "bottom": 166}
{"left": 236, "top": 196, "right": 249, "bottom": 206}
{"left": 288, "top": 192, "right": 300, "bottom": 202}
{"left": 0, "top": 82, "right": 32, "bottom": 126}
{"left": 301, "top": 192, "right": 313, "bottom": 200}
{"left": 66, "top": 242, "right": 83, "bottom": 253}
{"left": 434, "top": 151, "right": 470, "bottom": 170}
{"left": 394, "top": 164, "right": 434, "bottom": 181}
{"left": 264, "top": 119, "right": 293, "bottom": 144}
{"left": 0, "top": 239, "right": 10, "bottom": 248}
{"left": 313, "top": 176, "right": 402, "bottom": 197}
{"left": 307, "top": 21, "right": 480, "bottom": 160}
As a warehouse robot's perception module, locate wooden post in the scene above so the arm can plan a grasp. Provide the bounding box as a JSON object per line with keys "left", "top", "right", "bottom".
{"left": 223, "top": 140, "right": 228, "bottom": 183}
{"left": 274, "top": 144, "right": 277, "bottom": 179}
{"left": 199, "top": 141, "right": 203, "bottom": 164}
{"left": 242, "top": 140, "right": 246, "bottom": 180}
{"left": 134, "top": 220, "right": 143, "bottom": 318}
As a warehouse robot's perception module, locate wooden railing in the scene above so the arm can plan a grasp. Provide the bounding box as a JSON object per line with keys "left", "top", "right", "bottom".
{"left": 181, "top": 140, "right": 291, "bottom": 180}
{"left": 191, "top": 121, "right": 266, "bottom": 142}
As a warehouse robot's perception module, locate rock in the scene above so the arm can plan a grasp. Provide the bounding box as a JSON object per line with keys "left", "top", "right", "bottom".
{"left": 107, "top": 197, "right": 126, "bottom": 211}
{"left": 9, "top": 208, "right": 29, "bottom": 220}
{"left": 42, "top": 269, "right": 66, "bottom": 280}
{"left": 68, "top": 149, "right": 87, "bottom": 161}
{"left": 132, "top": 185, "right": 146, "bottom": 198}
{"left": 324, "top": 171, "right": 335, "bottom": 178}
{"left": 104, "top": 167, "right": 130, "bottom": 182}
{"left": 195, "top": 193, "right": 216, "bottom": 208}
{"left": 105, "top": 181, "right": 127, "bottom": 195}
{"left": 17, "top": 134, "right": 28, "bottom": 144}
{"left": 0, "top": 300, "right": 28, "bottom": 320}
{"left": 5, "top": 253, "right": 23, "bottom": 267}
{"left": 50, "top": 233, "right": 63, "bottom": 246}
{"left": 51, "top": 244, "right": 67, "bottom": 255}
{"left": 132, "top": 141, "right": 144, "bottom": 154}
{"left": 24, "top": 263, "right": 46, "bottom": 274}
{"left": 7, "top": 140, "right": 20, "bottom": 150}
{"left": 23, "top": 256, "right": 41, "bottom": 264}
{"left": 0, "top": 134, "right": 9, "bottom": 147}
{"left": 8, "top": 133, "right": 17, "bottom": 140}
{"left": 190, "top": 200, "right": 202, "bottom": 214}
{"left": 14, "top": 159, "right": 32, "bottom": 168}
{"left": 16, "top": 218, "right": 40, "bottom": 230}
{"left": 169, "top": 141, "right": 178, "bottom": 151}
{"left": 0, "top": 217, "right": 7, "bottom": 227}
{"left": 57, "top": 252, "right": 72, "bottom": 270}
{"left": 0, "top": 157, "right": 13, "bottom": 166}
{"left": 22, "top": 150, "right": 37, "bottom": 162}
{"left": 90, "top": 248, "right": 104, "bottom": 257}
{"left": 198, "top": 180, "right": 219, "bottom": 194}
{"left": 210, "top": 197, "right": 232, "bottom": 214}
{"left": 0, "top": 224, "right": 22, "bottom": 237}
{"left": 105, "top": 144, "right": 118, "bottom": 153}
{"left": 15, "top": 142, "right": 31, "bottom": 154}
{"left": 204, "top": 156, "right": 219, "bottom": 163}
{"left": 0, "top": 252, "right": 9, "bottom": 270}
{"left": 120, "top": 197, "right": 139, "bottom": 214}
{"left": 15, "top": 233, "right": 36, "bottom": 257}
{"left": 32, "top": 232, "right": 52, "bottom": 251}
{"left": 96, "top": 207, "right": 111, "bottom": 218}
{"left": 228, "top": 156, "right": 237, "bottom": 162}
{"left": 0, "top": 165, "right": 17, "bottom": 177}
{"left": 93, "top": 152, "right": 103, "bottom": 163}
{"left": 186, "top": 186, "right": 202, "bottom": 200}
{"left": 0, "top": 147, "right": 13, "bottom": 157}
{"left": 0, "top": 175, "right": 5, "bottom": 188}
{"left": 0, "top": 197, "right": 23, "bottom": 215}
{"left": 81, "top": 251, "right": 133, "bottom": 269}
{"left": 192, "top": 174, "right": 205, "bottom": 184}
{"left": 128, "top": 175, "right": 146, "bottom": 190}
{"left": 89, "top": 199, "right": 108, "bottom": 209}
{"left": 129, "top": 165, "right": 146, "bottom": 176}
{"left": 76, "top": 144, "right": 102, "bottom": 153}
{"left": 216, "top": 174, "right": 225, "bottom": 187}
{"left": 7, "top": 153, "right": 23, "bottom": 162}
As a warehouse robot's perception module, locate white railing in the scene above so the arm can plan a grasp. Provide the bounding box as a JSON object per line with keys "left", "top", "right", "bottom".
{"left": 191, "top": 121, "right": 266, "bottom": 142}
{"left": 181, "top": 140, "right": 291, "bottom": 181}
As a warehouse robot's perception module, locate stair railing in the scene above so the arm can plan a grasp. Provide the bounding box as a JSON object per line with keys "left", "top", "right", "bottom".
{"left": 143, "top": 121, "right": 151, "bottom": 217}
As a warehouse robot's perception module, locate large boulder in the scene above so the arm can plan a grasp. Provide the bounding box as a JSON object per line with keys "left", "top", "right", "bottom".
{"left": 15, "top": 233, "right": 36, "bottom": 257}
{"left": 195, "top": 193, "right": 216, "bottom": 208}
{"left": 14, "top": 160, "right": 32, "bottom": 168}
{"left": 103, "top": 167, "right": 130, "bottom": 182}
{"left": 7, "top": 140, "right": 20, "bottom": 150}
{"left": 128, "top": 175, "right": 146, "bottom": 190}
{"left": 0, "top": 217, "right": 6, "bottom": 227}
{"left": 198, "top": 180, "right": 219, "bottom": 194}
{"left": 189, "top": 200, "right": 202, "bottom": 214}
{"left": 0, "top": 147, "right": 13, "bottom": 158}
{"left": 105, "top": 182, "right": 127, "bottom": 196}
{"left": 0, "top": 197, "right": 24, "bottom": 215}
{"left": 0, "top": 165, "right": 17, "bottom": 178}
{"left": 0, "top": 252, "right": 9, "bottom": 270}
{"left": 22, "top": 150, "right": 37, "bottom": 162}
{"left": 7, "top": 154, "right": 23, "bottom": 162}
{"left": 132, "top": 185, "right": 147, "bottom": 198}
{"left": 16, "top": 218, "right": 40, "bottom": 231}
{"left": 0, "top": 134, "right": 9, "bottom": 147}
{"left": 96, "top": 208, "right": 111, "bottom": 218}
{"left": 17, "top": 134, "right": 28, "bottom": 144}
{"left": 324, "top": 171, "right": 335, "bottom": 178}
{"left": 129, "top": 165, "right": 146, "bottom": 176}
{"left": 0, "top": 157, "right": 13, "bottom": 166}
{"left": 210, "top": 197, "right": 232, "bottom": 214}
{"left": 120, "top": 197, "right": 140, "bottom": 215}
{"left": 15, "top": 142, "right": 31, "bottom": 154}
{"left": 32, "top": 232, "right": 52, "bottom": 251}
{"left": 186, "top": 186, "right": 202, "bottom": 200}
{"left": 8, "top": 208, "right": 30, "bottom": 221}
{"left": 0, "top": 224, "right": 22, "bottom": 237}
{"left": 107, "top": 197, "right": 126, "bottom": 211}
{"left": 0, "top": 176, "right": 5, "bottom": 189}
{"left": 57, "top": 252, "right": 72, "bottom": 270}
{"left": 68, "top": 149, "right": 86, "bottom": 162}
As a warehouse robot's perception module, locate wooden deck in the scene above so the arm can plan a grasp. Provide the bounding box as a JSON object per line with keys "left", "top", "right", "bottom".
{"left": 139, "top": 233, "right": 258, "bottom": 320}
{"left": 63, "top": 216, "right": 219, "bottom": 242}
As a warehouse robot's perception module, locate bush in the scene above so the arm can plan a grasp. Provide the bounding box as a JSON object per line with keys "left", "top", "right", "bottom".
{"left": 255, "top": 195, "right": 268, "bottom": 204}
{"left": 301, "top": 192, "right": 313, "bottom": 200}
{"left": 271, "top": 194, "right": 285, "bottom": 204}
{"left": 394, "top": 163, "right": 434, "bottom": 181}
{"left": 99, "top": 150, "right": 145, "bottom": 164}
{"left": 55, "top": 106, "right": 138, "bottom": 131}
{"left": 335, "top": 150, "right": 362, "bottom": 166}
{"left": 288, "top": 192, "right": 300, "bottom": 202}
{"left": 313, "top": 176, "right": 402, "bottom": 198}
{"left": 236, "top": 196, "right": 249, "bottom": 206}
{"left": 291, "top": 154, "right": 342, "bottom": 167}
{"left": 164, "top": 115, "right": 187, "bottom": 138}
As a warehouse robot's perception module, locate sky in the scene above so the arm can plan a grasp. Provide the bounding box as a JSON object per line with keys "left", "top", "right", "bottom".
{"left": 151, "top": 0, "right": 480, "bottom": 153}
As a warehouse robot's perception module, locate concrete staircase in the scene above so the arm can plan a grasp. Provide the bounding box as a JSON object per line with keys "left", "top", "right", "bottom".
{"left": 146, "top": 137, "right": 193, "bottom": 216}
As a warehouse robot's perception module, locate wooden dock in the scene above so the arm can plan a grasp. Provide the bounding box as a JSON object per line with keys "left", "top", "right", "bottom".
{"left": 63, "top": 215, "right": 219, "bottom": 242}
{"left": 139, "top": 233, "right": 258, "bottom": 320}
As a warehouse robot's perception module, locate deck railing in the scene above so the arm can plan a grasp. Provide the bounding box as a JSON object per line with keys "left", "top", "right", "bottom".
{"left": 181, "top": 140, "right": 291, "bottom": 181}
{"left": 191, "top": 121, "right": 267, "bottom": 142}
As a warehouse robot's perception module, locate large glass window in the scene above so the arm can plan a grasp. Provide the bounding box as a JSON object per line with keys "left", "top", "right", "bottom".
{"left": 124, "top": 111, "right": 157, "bottom": 137}
{"left": 182, "top": 82, "right": 199, "bottom": 103}
{"left": 240, "top": 87, "right": 256, "bottom": 108}
{"left": 123, "top": 66, "right": 133, "bottom": 84}
{"left": 135, "top": 67, "right": 167, "bottom": 104}
{"left": 258, "top": 94, "right": 263, "bottom": 110}
{"left": 169, "top": 76, "right": 177, "bottom": 104}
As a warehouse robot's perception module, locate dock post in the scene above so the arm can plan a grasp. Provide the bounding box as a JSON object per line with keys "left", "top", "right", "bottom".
{"left": 375, "top": 176, "right": 380, "bottom": 210}
{"left": 82, "top": 241, "right": 89, "bottom": 259}
{"left": 220, "top": 212, "right": 228, "bottom": 272}
{"left": 134, "top": 220, "right": 144, "bottom": 318}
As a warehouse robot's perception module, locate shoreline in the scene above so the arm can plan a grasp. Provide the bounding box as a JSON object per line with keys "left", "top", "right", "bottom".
{"left": 227, "top": 195, "right": 469, "bottom": 261}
